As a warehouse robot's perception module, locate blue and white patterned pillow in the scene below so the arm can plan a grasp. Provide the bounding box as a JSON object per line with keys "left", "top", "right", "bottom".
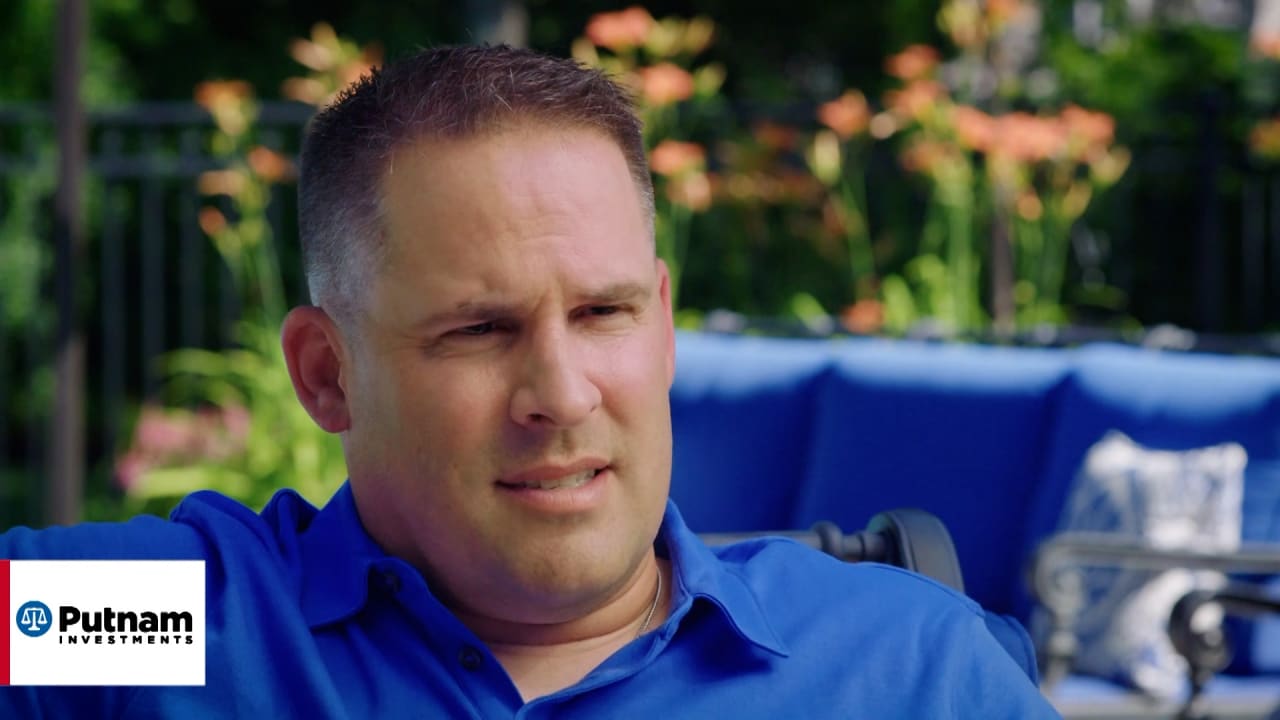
{"left": 1053, "top": 431, "right": 1245, "bottom": 699}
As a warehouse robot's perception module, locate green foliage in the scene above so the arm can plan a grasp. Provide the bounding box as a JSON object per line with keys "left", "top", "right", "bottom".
{"left": 0, "top": 147, "right": 54, "bottom": 332}
{"left": 1049, "top": 24, "right": 1244, "bottom": 137}
{"left": 124, "top": 321, "right": 344, "bottom": 514}
{"left": 1, "top": 0, "right": 137, "bottom": 104}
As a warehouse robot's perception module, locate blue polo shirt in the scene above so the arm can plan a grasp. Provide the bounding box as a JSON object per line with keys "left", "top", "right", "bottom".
{"left": 0, "top": 484, "right": 1060, "bottom": 718}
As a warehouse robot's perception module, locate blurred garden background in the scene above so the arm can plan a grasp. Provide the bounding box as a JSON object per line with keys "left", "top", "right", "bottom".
{"left": 5, "top": 0, "right": 1280, "bottom": 528}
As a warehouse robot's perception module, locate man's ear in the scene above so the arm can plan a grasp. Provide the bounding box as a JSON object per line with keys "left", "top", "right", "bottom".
{"left": 655, "top": 258, "right": 676, "bottom": 385}
{"left": 281, "top": 306, "right": 351, "bottom": 433}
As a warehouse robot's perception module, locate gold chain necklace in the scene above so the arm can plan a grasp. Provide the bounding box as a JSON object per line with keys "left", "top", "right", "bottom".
{"left": 635, "top": 568, "right": 662, "bottom": 638}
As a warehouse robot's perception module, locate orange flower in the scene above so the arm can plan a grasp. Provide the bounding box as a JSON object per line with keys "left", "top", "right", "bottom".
{"left": 1060, "top": 104, "right": 1115, "bottom": 158}
{"left": 638, "top": 63, "right": 695, "bottom": 106}
{"left": 282, "top": 77, "right": 328, "bottom": 105}
{"left": 198, "top": 207, "right": 227, "bottom": 236}
{"left": 197, "top": 169, "right": 247, "bottom": 197}
{"left": 665, "top": 172, "right": 713, "bottom": 211}
{"left": 284, "top": 24, "right": 381, "bottom": 108}
{"left": 194, "top": 79, "right": 252, "bottom": 112}
{"left": 585, "top": 6, "right": 655, "bottom": 52}
{"left": 885, "top": 45, "right": 940, "bottom": 82}
{"left": 841, "top": 299, "right": 885, "bottom": 334}
{"left": 990, "top": 112, "right": 1066, "bottom": 163}
{"left": 194, "top": 80, "right": 255, "bottom": 137}
{"left": 885, "top": 80, "right": 947, "bottom": 122}
{"left": 817, "top": 90, "right": 870, "bottom": 139}
{"left": 951, "top": 105, "right": 996, "bottom": 152}
{"left": 649, "top": 139, "right": 706, "bottom": 177}
{"left": 247, "top": 146, "right": 294, "bottom": 183}
{"left": 289, "top": 23, "right": 340, "bottom": 72}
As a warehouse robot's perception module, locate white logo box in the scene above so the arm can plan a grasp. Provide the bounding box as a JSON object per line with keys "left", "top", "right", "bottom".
{"left": 8, "top": 560, "right": 205, "bottom": 686}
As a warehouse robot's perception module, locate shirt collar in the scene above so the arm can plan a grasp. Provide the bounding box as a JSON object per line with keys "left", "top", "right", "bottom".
{"left": 659, "top": 499, "right": 790, "bottom": 657}
{"left": 297, "top": 483, "right": 789, "bottom": 657}
{"left": 297, "top": 481, "right": 390, "bottom": 628}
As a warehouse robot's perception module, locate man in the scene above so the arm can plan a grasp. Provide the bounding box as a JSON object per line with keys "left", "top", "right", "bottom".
{"left": 1, "top": 45, "right": 1060, "bottom": 717}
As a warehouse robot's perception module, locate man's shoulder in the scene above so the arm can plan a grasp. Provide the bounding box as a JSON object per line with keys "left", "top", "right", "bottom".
{"left": 705, "top": 535, "right": 1044, "bottom": 689}
{"left": 713, "top": 535, "right": 983, "bottom": 618}
{"left": 0, "top": 512, "right": 205, "bottom": 560}
{"left": 0, "top": 488, "right": 317, "bottom": 561}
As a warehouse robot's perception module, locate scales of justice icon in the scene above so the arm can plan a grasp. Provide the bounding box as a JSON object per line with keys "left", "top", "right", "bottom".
{"left": 20, "top": 605, "right": 49, "bottom": 632}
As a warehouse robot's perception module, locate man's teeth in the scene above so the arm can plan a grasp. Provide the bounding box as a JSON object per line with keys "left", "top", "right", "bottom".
{"left": 514, "top": 469, "right": 598, "bottom": 490}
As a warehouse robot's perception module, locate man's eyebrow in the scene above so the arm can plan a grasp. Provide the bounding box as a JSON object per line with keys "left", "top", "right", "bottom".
{"left": 579, "top": 281, "right": 653, "bottom": 304}
{"left": 414, "top": 300, "right": 523, "bottom": 330}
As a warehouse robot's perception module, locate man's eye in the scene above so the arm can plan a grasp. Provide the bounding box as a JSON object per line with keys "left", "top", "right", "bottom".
{"left": 454, "top": 322, "right": 496, "bottom": 336}
{"left": 587, "top": 306, "right": 620, "bottom": 317}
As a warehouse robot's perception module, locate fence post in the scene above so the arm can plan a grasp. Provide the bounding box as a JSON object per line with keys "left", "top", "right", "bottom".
{"left": 48, "top": 0, "right": 86, "bottom": 525}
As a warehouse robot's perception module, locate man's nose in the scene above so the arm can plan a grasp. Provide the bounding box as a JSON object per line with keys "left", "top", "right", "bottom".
{"left": 509, "top": 329, "right": 602, "bottom": 428}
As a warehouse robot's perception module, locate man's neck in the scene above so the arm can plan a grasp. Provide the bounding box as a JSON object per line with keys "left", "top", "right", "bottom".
{"left": 467, "top": 557, "right": 671, "bottom": 702}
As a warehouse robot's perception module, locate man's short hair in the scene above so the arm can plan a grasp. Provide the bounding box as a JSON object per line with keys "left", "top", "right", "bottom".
{"left": 297, "top": 44, "right": 655, "bottom": 321}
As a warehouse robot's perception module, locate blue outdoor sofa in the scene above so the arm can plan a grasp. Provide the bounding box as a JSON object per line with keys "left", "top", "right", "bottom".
{"left": 667, "top": 330, "right": 1280, "bottom": 719}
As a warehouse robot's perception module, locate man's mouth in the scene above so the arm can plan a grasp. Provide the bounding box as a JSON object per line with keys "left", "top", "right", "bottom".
{"left": 499, "top": 467, "right": 606, "bottom": 491}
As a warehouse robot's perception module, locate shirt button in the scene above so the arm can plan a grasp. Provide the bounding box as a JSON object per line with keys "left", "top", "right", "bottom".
{"left": 458, "top": 646, "right": 484, "bottom": 671}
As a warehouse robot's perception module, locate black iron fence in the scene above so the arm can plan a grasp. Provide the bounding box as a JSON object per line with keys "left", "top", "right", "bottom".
{"left": 0, "top": 101, "right": 313, "bottom": 528}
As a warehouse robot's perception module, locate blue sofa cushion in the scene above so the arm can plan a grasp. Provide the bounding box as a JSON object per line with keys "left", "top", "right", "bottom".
{"left": 669, "top": 332, "right": 831, "bottom": 532}
{"left": 793, "top": 339, "right": 1068, "bottom": 614}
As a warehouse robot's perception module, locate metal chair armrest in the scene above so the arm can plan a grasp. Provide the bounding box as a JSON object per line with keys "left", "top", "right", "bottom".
{"left": 1027, "top": 532, "right": 1280, "bottom": 691}
{"left": 699, "top": 509, "right": 965, "bottom": 594}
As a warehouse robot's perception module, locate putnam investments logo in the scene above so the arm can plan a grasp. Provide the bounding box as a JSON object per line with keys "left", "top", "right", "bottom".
{"left": 2, "top": 560, "right": 205, "bottom": 685}
{"left": 17, "top": 603, "right": 195, "bottom": 646}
